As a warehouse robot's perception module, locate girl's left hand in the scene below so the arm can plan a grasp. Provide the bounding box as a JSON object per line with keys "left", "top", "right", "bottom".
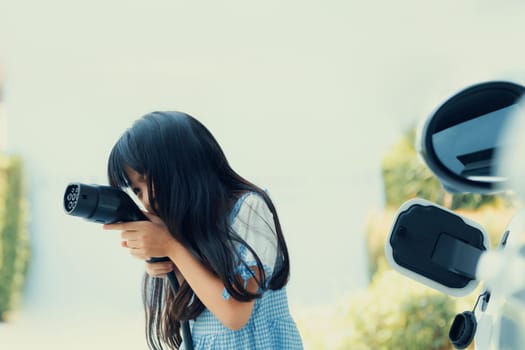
{"left": 103, "top": 211, "right": 177, "bottom": 261}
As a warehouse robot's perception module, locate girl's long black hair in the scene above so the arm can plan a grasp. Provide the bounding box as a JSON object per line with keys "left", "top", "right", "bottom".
{"left": 107, "top": 111, "right": 290, "bottom": 349}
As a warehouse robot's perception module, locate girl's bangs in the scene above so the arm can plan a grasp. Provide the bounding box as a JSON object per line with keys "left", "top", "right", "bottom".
{"left": 107, "top": 138, "right": 144, "bottom": 188}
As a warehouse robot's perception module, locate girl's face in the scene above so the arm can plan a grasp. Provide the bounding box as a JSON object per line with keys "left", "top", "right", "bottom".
{"left": 125, "top": 166, "right": 154, "bottom": 212}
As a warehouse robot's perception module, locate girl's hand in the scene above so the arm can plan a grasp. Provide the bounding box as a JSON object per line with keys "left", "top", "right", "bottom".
{"left": 103, "top": 211, "right": 177, "bottom": 261}
{"left": 145, "top": 260, "right": 175, "bottom": 278}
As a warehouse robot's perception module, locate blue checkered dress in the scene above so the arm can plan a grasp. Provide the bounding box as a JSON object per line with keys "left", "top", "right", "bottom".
{"left": 183, "top": 192, "right": 303, "bottom": 350}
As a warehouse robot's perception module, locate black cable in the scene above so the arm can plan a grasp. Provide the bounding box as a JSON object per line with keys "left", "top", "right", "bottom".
{"left": 166, "top": 271, "right": 194, "bottom": 350}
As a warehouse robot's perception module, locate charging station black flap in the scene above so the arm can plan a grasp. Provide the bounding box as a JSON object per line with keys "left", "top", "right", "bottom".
{"left": 389, "top": 203, "right": 487, "bottom": 288}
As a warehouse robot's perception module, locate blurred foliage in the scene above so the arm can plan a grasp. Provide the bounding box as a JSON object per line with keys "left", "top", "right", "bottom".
{"left": 337, "top": 269, "right": 456, "bottom": 350}
{"left": 0, "top": 155, "right": 30, "bottom": 322}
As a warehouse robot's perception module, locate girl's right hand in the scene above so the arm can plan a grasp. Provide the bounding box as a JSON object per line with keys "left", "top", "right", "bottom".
{"left": 145, "top": 260, "right": 175, "bottom": 278}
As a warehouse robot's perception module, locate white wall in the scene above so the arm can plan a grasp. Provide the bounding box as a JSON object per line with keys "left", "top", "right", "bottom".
{"left": 1, "top": 1, "right": 525, "bottom": 348}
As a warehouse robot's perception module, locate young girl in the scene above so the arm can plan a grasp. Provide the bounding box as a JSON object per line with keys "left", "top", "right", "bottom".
{"left": 103, "top": 111, "right": 303, "bottom": 349}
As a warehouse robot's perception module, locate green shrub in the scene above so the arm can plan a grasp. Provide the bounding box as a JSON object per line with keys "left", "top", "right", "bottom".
{"left": 0, "top": 155, "right": 30, "bottom": 322}
{"left": 337, "top": 269, "right": 457, "bottom": 350}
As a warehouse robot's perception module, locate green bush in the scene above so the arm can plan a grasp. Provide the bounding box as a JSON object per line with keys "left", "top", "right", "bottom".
{"left": 0, "top": 155, "right": 30, "bottom": 322}
{"left": 337, "top": 269, "right": 457, "bottom": 350}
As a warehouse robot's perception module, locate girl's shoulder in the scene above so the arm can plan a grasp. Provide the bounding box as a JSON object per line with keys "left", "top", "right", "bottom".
{"left": 229, "top": 191, "right": 270, "bottom": 224}
{"left": 228, "top": 190, "right": 279, "bottom": 281}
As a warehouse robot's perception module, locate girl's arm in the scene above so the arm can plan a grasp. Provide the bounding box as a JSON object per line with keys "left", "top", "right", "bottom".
{"left": 104, "top": 215, "right": 258, "bottom": 330}
{"left": 169, "top": 240, "right": 258, "bottom": 330}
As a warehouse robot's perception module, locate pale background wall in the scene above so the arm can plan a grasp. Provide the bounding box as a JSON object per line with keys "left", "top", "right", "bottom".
{"left": 1, "top": 1, "right": 525, "bottom": 348}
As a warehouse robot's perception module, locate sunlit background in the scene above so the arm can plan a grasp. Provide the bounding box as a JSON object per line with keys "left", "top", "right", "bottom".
{"left": 1, "top": 1, "right": 525, "bottom": 349}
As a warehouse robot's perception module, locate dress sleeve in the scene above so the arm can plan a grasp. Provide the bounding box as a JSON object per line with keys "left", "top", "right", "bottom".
{"left": 222, "top": 192, "right": 278, "bottom": 300}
